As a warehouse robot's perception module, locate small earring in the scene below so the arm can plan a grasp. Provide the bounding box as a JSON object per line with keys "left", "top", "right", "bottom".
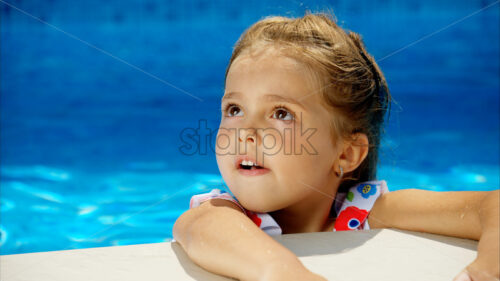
{"left": 338, "top": 166, "right": 344, "bottom": 178}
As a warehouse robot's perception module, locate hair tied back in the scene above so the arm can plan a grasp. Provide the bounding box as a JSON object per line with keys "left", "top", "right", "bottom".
{"left": 358, "top": 50, "right": 386, "bottom": 105}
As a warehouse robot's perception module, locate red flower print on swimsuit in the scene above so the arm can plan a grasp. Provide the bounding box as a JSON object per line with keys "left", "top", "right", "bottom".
{"left": 247, "top": 211, "right": 262, "bottom": 227}
{"left": 334, "top": 206, "right": 369, "bottom": 231}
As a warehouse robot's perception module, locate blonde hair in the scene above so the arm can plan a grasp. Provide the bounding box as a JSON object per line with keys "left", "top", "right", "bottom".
{"left": 224, "top": 12, "right": 391, "bottom": 202}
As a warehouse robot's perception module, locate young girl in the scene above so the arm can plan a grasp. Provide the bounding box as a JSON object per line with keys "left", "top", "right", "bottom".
{"left": 173, "top": 12, "right": 499, "bottom": 281}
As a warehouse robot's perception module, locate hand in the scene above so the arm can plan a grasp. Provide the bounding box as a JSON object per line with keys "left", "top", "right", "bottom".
{"left": 453, "top": 258, "right": 500, "bottom": 281}
{"left": 453, "top": 226, "right": 499, "bottom": 281}
{"left": 260, "top": 269, "right": 327, "bottom": 281}
{"left": 259, "top": 259, "right": 328, "bottom": 281}
{"left": 454, "top": 191, "right": 499, "bottom": 281}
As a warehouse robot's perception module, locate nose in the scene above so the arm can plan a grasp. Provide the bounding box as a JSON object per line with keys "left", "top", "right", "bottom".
{"left": 238, "top": 128, "right": 256, "bottom": 144}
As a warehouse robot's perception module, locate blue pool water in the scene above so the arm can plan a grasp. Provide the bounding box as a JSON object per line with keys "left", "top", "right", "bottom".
{"left": 1, "top": 0, "right": 499, "bottom": 255}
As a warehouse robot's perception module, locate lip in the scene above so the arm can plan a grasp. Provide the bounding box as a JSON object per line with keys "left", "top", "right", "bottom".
{"left": 235, "top": 156, "right": 270, "bottom": 176}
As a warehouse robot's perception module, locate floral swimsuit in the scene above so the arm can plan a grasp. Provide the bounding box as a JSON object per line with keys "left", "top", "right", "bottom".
{"left": 189, "top": 180, "right": 389, "bottom": 236}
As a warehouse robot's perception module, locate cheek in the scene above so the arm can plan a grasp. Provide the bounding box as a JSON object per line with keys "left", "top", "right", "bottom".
{"left": 215, "top": 127, "right": 236, "bottom": 155}
{"left": 260, "top": 127, "right": 284, "bottom": 158}
{"left": 277, "top": 122, "right": 336, "bottom": 182}
{"left": 215, "top": 127, "right": 237, "bottom": 177}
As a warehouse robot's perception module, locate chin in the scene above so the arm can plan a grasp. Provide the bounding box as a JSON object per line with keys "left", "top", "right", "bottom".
{"left": 229, "top": 187, "right": 280, "bottom": 213}
{"left": 238, "top": 200, "right": 274, "bottom": 213}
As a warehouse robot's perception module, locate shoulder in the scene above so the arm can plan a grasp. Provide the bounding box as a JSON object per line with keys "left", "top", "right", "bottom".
{"left": 337, "top": 180, "right": 389, "bottom": 211}
{"left": 333, "top": 180, "right": 388, "bottom": 231}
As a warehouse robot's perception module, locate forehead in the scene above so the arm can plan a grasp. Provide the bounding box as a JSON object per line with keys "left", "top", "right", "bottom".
{"left": 225, "top": 47, "right": 323, "bottom": 106}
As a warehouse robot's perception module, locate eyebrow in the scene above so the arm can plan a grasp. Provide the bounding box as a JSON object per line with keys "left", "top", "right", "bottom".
{"left": 221, "top": 91, "right": 242, "bottom": 101}
{"left": 264, "top": 94, "right": 306, "bottom": 110}
{"left": 222, "top": 92, "right": 306, "bottom": 110}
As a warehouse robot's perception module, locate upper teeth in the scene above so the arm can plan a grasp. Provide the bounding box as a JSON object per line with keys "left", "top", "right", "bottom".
{"left": 242, "top": 160, "right": 257, "bottom": 166}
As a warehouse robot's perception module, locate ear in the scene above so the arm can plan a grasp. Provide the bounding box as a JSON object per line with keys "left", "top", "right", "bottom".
{"left": 336, "top": 133, "right": 369, "bottom": 174}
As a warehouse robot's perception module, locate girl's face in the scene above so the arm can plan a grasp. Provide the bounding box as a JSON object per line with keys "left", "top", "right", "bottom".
{"left": 216, "top": 47, "right": 340, "bottom": 213}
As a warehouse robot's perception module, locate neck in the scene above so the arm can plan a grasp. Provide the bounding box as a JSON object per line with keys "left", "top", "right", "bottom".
{"left": 270, "top": 175, "right": 340, "bottom": 234}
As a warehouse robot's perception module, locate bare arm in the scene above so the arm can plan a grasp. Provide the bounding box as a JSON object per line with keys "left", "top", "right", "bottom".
{"left": 368, "top": 189, "right": 499, "bottom": 280}
{"left": 173, "top": 199, "right": 326, "bottom": 281}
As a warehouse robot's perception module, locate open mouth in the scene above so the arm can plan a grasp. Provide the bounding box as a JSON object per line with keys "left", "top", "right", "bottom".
{"left": 239, "top": 160, "right": 264, "bottom": 170}
{"left": 235, "top": 157, "right": 270, "bottom": 176}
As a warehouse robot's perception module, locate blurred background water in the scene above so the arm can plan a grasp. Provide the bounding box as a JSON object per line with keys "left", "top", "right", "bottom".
{"left": 1, "top": 0, "right": 498, "bottom": 255}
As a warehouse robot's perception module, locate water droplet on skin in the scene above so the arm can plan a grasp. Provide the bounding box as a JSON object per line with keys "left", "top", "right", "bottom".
{"left": 460, "top": 213, "right": 465, "bottom": 219}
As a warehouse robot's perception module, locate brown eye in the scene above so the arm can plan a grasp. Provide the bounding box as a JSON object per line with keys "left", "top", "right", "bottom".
{"left": 273, "top": 108, "right": 293, "bottom": 121}
{"left": 226, "top": 104, "right": 243, "bottom": 117}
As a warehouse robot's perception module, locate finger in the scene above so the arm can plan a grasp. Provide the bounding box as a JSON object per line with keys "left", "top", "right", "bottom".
{"left": 466, "top": 260, "right": 500, "bottom": 281}
{"left": 468, "top": 269, "right": 500, "bottom": 281}
{"left": 453, "top": 270, "right": 472, "bottom": 281}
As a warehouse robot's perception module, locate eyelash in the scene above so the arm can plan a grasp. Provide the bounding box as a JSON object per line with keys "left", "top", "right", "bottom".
{"left": 272, "top": 104, "right": 295, "bottom": 121}
{"left": 222, "top": 103, "right": 240, "bottom": 116}
{"left": 222, "top": 103, "right": 295, "bottom": 121}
